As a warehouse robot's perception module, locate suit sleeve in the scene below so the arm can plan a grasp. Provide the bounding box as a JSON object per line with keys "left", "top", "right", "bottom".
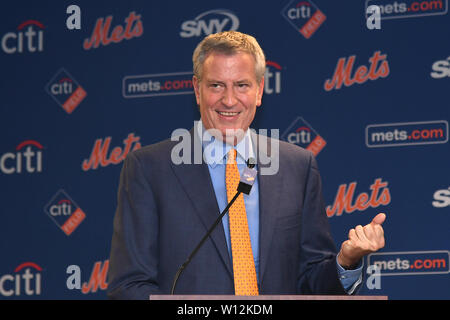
{"left": 107, "top": 151, "right": 161, "bottom": 300}
{"left": 296, "top": 152, "right": 349, "bottom": 294}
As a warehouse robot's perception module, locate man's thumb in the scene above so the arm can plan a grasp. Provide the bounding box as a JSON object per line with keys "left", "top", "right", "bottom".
{"left": 372, "top": 213, "right": 386, "bottom": 225}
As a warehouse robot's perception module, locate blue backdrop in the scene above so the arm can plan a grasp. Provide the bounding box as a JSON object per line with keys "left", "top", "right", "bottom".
{"left": 1, "top": 0, "right": 449, "bottom": 300}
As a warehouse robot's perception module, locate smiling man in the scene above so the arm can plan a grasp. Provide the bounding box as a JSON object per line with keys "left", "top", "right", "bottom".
{"left": 107, "top": 31, "right": 386, "bottom": 299}
{"left": 192, "top": 34, "right": 265, "bottom": 146}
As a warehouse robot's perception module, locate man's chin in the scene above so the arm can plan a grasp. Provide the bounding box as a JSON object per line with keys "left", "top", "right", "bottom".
{"left": 211, "top": 128, "right": 247, "bottom": 146}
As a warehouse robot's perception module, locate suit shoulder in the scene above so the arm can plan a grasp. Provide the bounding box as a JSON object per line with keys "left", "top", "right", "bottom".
{"left": 278, "top": 139, "right": 313, "bottom": 160}
{"left": 126, "top": 137, "right": 176, "bottom": 165}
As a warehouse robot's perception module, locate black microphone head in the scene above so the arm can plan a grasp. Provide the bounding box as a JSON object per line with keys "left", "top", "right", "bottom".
{"left": 246, "top": 157, "right": 256, "bottom": 168}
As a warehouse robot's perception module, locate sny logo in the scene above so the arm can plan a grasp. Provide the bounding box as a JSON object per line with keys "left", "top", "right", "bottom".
{"left": 432, "top": 187, "right": 450, "bottom": 208}
{"left": 1, "top": 20, "right": 44, "bottom": 54}
{"left": 431, "top": 56, "right": 450, "bottom": 79}
{"left": 44, "top": 190, "right": 86, "bottom": 236}
{"left": 83, "top": 11, "right": 143, "bottom": 50}
{"left": 281, "top": 0, "right": 326, "bottom": 39}
{"left": 281, "top": 117, "right": 326, "bottom": 156}
{"left": 180, "top": 9, "right": 239, "bottom": 38}
{"left": 0, "top": 262, "right": 42, "bottom": 297}
{"left": 0, "top": 140, "right": 43, "bottom": 175}
{"left": 45, "top": 68, "right": 87, "bottom": 114}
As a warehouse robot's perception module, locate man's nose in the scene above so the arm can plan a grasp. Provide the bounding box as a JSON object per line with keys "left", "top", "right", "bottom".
{"left": 222, "top": 87, "right": 237, "bottom": 107}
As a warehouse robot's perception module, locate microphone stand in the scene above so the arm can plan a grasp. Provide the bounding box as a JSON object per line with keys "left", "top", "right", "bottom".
{"left": 170, "top": 158, "right": 257, "bottom": 295}
{"left": 170, "top": 190, "right": 241, "bottom": 295}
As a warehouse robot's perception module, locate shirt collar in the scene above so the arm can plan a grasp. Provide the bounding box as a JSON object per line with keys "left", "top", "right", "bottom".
{"left": 196, "top": 119, "right": 255, "bottom": 168}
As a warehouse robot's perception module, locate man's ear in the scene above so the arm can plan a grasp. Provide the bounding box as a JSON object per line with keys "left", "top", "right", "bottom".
{"left": 256, "top": 76, "right": 264, "bottom": 107}
{"left": 193, "top": 76, "right": 201, "bottom": 105}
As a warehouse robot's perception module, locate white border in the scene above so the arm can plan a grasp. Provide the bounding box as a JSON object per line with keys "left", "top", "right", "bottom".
{"left": 367, "top": 250, "right": 450, "bottom": 276}
{"left": 365, "top": 0, "right": 448, "bottom": 20}
{"left": 365, "top": 120, "right": 449, "bottom": 148}
{"left": 122, "top": 71, "right": 194, "bottom": 98}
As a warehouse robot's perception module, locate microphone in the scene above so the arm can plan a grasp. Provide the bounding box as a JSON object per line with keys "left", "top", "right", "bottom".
{"left": 170, "top": 158, "right": 257, "bottom": 294}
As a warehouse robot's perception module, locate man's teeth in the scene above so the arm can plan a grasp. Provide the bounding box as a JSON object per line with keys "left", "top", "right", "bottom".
{"left": 218, "top": 111, "right": 239, "bottom": 116}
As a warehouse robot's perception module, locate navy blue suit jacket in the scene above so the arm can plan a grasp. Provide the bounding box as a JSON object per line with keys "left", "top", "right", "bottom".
{"left": 107, "top": 129, "right": 347, "bottom": 299}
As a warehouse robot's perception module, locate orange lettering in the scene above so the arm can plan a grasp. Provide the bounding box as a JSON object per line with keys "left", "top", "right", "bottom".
{"left": 81, "top": 261, "right": 109, "bottom": 294}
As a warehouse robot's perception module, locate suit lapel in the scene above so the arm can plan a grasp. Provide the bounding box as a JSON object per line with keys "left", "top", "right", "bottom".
{"left": 251, "top": 131, "right": 283, "bottom": 284}
{"left": 169, "top": 128, "right": 233, "bottom": 277}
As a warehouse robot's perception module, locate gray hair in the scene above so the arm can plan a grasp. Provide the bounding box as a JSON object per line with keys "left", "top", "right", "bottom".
{"left": 192, "top": 31, "right": 266, "bottom": 83}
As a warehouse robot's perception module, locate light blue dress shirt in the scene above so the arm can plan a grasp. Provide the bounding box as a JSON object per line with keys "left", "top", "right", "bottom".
{"left": 196, "top": 120, "right": 362, "bottom": 294}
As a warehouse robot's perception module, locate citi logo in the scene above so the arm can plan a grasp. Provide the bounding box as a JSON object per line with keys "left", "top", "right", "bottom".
{"left": 44, "top": 189, "right": 86, "bottom": 236}
{"left": 82, "top": 132, "right": 142, "bottom": 171}
{"left": 0, "top": 262, "right": 42, "bottom": 297}
{"left": 264, "top": 61, "right": 282, "bottom": 95}
{"left": 326, "top": 178, "right": 391, "bottom": 218}
{"left": 180, "top": 9, "right": 239, "bottom": 38}
{"left": 432, "top": 187, "right": 450, "bottom": 208}
{"left": 430, "top": 56, "right": 450, "bottom": 79}
{"left": 83, "top": 11, "right": 143, "bottom": 50}
{"left": 281, "top": 117, "right": 326, "bottom": 156}
{"left": 0, "top": 140, "right": 43, "bottom": 175}
{"left": 324, "top": 51, "right": 390, "bottom": 91}
{"left": 1, "top": 20, "right": 44, "bottom": 54}
{"left": 45, "top": 68, "right": 87, "bottom": 114}
{"left": 286, "top": 1, "right": 313, "bottom": 19}
{"left": 281, "top": 0, "right": 326, "bottom": 39}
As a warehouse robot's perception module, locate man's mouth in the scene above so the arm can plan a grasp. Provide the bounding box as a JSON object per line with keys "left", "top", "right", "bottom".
{"left": 217, "top": 111, "right": 240, "bottom": 117}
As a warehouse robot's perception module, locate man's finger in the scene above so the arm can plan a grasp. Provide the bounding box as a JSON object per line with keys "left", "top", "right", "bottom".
{"left": 371, "top": 213, "right": 386, "bottom": 226}
{"left": 355, "top": 225, "right": 369, "bottom": 242}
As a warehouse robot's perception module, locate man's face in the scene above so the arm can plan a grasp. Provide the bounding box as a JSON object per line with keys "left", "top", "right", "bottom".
{"left": 193, "top": 51, "right": 264, "bottom": 145}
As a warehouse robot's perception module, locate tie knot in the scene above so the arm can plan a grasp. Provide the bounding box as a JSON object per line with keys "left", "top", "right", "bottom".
{"left": 227, "top": 149, "right": 237, "bottom": 164}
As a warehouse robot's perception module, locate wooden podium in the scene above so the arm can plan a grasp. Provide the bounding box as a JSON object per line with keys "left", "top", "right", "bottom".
{"left": 150, "top": 294, "right": 388, "bottom": 300}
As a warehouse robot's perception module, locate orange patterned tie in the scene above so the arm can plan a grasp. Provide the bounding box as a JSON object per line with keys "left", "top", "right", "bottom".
{"left": 226, "top": 149, "right": 259, "bottom": 296}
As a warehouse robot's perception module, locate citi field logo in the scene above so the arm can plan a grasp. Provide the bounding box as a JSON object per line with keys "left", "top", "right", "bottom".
{"left": 281, "top": 0, "right": 326, "bottom": 39}
{"left": 1, "top": 20, "right": 44, "bottom": 54}
{"left": 326, "top": 178, "right": 391, "bottom": 218}
{"left": 0, "top": 140, "right": 43, "bottom": 175}
{"left": 324, "top": 51, "right": 390, "bottom": 91}
{"left": 264, "top": 61, "right": 282, "bottom": 95}
{"left": 281, "top": 117, "right": 326, "bottom": 156}
{"left": 83, "top": 11, "right": 143, "bottom": 50}
{"left": 45, "top": 68, "right": 87, "bottom": 114}
{"left": 44, "top": 190, "right": 86, "bottom": 236}
{"left": 368, "top": 250, "right": 449, "bottom": 276}
{"left": 82, "top": 132, "right": 142, "bottom": 171}
{"left": 180, "top": 9, "right": 239, "bottom": 38}
{"left": 0, "top": 262, "right": 42, "bottom": 297}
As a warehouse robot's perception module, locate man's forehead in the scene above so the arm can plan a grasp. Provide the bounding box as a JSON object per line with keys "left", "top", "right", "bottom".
{"left": 203, "top": 50, "right": 255, "bottom": 64}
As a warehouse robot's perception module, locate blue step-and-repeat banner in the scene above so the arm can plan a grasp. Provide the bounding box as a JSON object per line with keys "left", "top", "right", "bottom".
{"left": 1, "top": 0, "right": 449, "bottom": 300}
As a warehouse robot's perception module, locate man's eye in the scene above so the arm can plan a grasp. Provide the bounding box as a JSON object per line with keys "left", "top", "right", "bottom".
{"left": 237, "top": 83, "right": 249, "bottom": 89}
{"left": 210, "top": 83, "right": 222, "bottom": 88}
